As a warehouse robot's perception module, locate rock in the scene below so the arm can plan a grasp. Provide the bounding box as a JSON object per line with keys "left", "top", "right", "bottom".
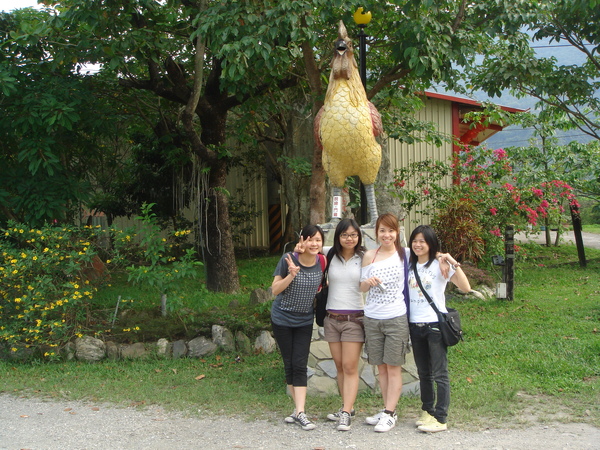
{"left": 249, "top": 288, "right": 274, "bottom": 305}
{"left": 105, "top": 341, "right": 120, "bottom": 360}
{"left": 307, "top": 373, "right": 339, "bottom": 396}
{"left": 156, "top": 338, "right": 170, "bottom": 358}
{"left": 212, "top": 325, "right": 235, "bottom": 352}
{"left": 75, "top": 336, "right": 105, "bottom": 362}
{"left": 188, "top": 336, "right": 217, "bottom": 358}
{"left": 172, "top": 340, "right": 187, "bottom": 359}
{"left": 254, "top": 331, "right": 276, "bottom": 354}
{"left": 235, "top": 331, "right": 252, "bottom": 355}
{"left": 121, "top": 342, "right": 147, "bottom": 359}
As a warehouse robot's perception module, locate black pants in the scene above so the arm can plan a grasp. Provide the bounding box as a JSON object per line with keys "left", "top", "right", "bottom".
{"left": 410, "top": 322, "right": 450, "bottom": 423}
{"left": 271, "top": 321, "right": 313, "bottom": 387}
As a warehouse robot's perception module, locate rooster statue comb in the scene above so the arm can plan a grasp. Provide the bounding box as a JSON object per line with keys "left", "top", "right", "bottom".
{"left": 314, "top": 20, "right": 383, "bottom": 226}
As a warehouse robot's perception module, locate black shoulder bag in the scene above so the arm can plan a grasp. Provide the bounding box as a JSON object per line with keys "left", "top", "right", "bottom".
{"left": 413, "top": 267, "right": 463, "bottom": 346}
{"left": 314, "top": 249, "right": 333, "bottom": 326}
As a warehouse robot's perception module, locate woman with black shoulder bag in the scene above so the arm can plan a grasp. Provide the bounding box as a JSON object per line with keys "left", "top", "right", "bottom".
{"left": 408, "top": 225, "right": 471, "bottom": 433}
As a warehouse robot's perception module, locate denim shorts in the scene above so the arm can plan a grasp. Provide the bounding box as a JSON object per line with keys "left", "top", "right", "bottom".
{"left": 363, "top": 315, "right": 410, "bottom": 366}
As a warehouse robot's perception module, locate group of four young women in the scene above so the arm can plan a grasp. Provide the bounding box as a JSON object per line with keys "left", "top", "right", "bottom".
{"left": 270, "top": 213, "right": 471, "bottom": 433}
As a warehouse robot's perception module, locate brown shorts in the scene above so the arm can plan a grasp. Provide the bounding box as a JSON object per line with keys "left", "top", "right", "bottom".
{"left": 324, "top": 315, "right": 365, "bottom": 343}
{"left": 363, "top": 315, "right": 410, "bottom": 366}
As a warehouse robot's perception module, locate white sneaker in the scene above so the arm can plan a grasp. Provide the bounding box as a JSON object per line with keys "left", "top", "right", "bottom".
{"left": 284, "top": 410, "right": 296, "bottom": 423}
{"left": 415, "top": 411, "right": 435, "bottom": 426}
{"left": 365, "top": 409, "right": 385, "bottom": 425}
{"left": 374, "top": 412, "right": 397, "bottom": 432}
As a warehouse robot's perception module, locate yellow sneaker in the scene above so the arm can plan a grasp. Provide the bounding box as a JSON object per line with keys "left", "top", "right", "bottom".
{"left": 418, "top": 418, "right": 448, "bottom": 433}
{"left": 415, "top": 411, "right": 435, "bottom": 426}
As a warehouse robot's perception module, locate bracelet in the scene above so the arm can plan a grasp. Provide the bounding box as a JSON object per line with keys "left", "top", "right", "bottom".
{"left": 451, "top": 263, "right": 461, "bottom": 270}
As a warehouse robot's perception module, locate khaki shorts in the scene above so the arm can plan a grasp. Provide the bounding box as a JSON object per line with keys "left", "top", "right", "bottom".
{"left": 363, "top": 315, "right": 410, "bottom": 366}
{"left": 324, "top": 316, "right": 365, "bottom": 343}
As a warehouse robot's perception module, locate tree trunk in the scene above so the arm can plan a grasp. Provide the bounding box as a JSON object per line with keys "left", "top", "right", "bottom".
{"left": 203, "top": 161, "right": 240, "bottom": 293}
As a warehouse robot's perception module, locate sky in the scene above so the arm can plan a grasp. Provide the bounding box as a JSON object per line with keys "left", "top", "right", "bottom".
{"left": 0, "top": 0, "right": 41, "bottom": 12}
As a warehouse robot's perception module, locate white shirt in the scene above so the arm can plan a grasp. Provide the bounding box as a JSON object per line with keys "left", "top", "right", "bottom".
{"left": 408, "top": 260, "right": 455, "bottom": 323}
{"left": 326, "top": 253, "right": 364, "bottom": 311}
{"left": 361, "top": 249, "right": 409, "bottom": 320}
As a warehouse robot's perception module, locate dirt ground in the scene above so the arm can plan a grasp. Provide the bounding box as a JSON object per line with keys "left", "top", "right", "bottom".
{"left": 1, "top": 394, "right": 598, "bottom": 450}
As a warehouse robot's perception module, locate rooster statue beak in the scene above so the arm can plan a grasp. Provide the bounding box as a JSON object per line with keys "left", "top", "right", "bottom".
{"left": 335, "top": 39, "right": 347, "bottom": 55}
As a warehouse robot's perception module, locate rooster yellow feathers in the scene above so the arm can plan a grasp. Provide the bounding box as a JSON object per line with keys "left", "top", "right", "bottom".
{"left": 314, "top": 20, "right": 383, "bottom": 223}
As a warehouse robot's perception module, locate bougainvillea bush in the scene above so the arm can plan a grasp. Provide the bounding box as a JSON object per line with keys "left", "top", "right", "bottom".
{"left": 392, "top": 147, "right": 579, "bottom": 262}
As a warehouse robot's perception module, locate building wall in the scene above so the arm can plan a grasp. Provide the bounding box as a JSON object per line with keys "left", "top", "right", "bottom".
{"left": 387, "top": 96, "right": 455, "bottom": 230}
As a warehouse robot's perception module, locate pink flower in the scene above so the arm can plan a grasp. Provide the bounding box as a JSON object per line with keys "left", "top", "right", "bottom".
{"left": 423, "top": 189, "right": 430, "bottom": 195}
{"left": 490, "top": 227, "right": 502, "bottom": 237}
{"left": 489, "top": 207, "right": 498, "bottom": 215}
{"left": 540, "top": 200, "right": 549, "bottom": 208}
{"left": 531, "top": 188, "right": 543, "bottom": 198}
{"left": 503, "top": 183, "right": 515, "bottom": 192}
{"left": 493, "top": 148, "right": 507, "bottom": 159}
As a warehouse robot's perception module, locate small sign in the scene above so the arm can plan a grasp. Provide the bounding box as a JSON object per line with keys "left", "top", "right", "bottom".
{"left": 332, "top": 195, "right": 343, "bottom": 218}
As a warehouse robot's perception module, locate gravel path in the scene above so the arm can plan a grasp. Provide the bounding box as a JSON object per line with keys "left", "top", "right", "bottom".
{"left": 1, "top": 394, "right": 598, "bottom": 449}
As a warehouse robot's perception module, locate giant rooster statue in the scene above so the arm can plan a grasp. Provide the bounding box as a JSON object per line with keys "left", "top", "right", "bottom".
{"left": 314, "top": 19, "right": 383, "bottom": 226}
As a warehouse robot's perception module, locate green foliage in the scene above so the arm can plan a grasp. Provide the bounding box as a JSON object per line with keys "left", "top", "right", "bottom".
{"left": 228, "top": 189, "right": 262, "bottom": 245}
{"left": 466, "top": 0, "right": 600, "bottom": 140}
{"left": 112, "top": 203, "right": 202, "bottom": 311}
{"left": 0, "top": 222, "right": 104, "bottom": 359}
{"left": 432, "top": 197, "right": 487, "bottom": 262}
{"left": 391, "top": 159, "right": 451, "bottom": 215}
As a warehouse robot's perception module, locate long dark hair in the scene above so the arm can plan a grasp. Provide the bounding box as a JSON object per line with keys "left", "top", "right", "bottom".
{"left": 375, "top": 213, "right": 403, "bottom": 253}
{"left": 409, "top": 225, "right": 440, "bottom": 270}
{"left": 330, "top": 218, "right": 366, "bottom": 261}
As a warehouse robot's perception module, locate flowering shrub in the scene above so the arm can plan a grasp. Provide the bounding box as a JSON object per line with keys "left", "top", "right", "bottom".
{"left": 0, "top": 223, "right": 104, "bottom": 359}
{"left": 391, "top": 147, "right": 579, "bottom": 262}
{"left": 1, "top": 205, "right": 202, "bottom": 360}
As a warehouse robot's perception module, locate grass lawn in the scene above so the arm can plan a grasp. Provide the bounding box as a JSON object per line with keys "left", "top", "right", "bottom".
{"left": 582, "top": 223, "right": 600, "bottom": 234}
{"left": 1, "top": 244, "right": 599, "bottom": 429}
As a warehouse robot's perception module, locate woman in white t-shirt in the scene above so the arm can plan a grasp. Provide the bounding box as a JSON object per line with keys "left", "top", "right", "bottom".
{"left": 359, "top": 213, "right": 410, "bottom": 433}
{"left": 408, "top": 225, "right": 470, "bottom": 433}
{"left": 323, "top": 218, "right": 365, "bottom": 431}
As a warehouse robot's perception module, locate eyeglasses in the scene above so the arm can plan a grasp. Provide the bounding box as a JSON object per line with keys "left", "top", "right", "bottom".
{"left": 340, "top": 233, "right": 359, "bottom": 239}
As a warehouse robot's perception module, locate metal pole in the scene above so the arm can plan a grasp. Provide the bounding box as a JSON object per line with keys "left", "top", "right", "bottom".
{"left": 358, "top": 24, "right": 368, "bottom": 225}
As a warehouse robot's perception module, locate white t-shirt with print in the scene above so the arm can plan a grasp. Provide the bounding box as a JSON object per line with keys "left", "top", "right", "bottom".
{"left": 361, "top": 250, "right": 408, "bottom": 320}
{"left": 408, "top": 259, "right": 455, "bottom": 323}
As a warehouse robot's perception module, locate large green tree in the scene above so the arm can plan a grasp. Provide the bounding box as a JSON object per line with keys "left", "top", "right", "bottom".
{"left": 467, "top": 0, "right": 600, "bottom": 141}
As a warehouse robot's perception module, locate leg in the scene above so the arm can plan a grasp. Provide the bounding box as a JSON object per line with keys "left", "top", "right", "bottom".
{"left": 428, "top": 326, "right": 450, "bottom": 423}
{"left": 290, "top": 324, "right": 313, "bottom": 412}
{"left": 340, "top": 341, "right": 363, "bottom": 413}
{"left": 329, "top": 341, "right": 344, "bottom": 397}
{"left": 410, "top": 325, "right": 435, "bottom": 415}
{"left": 382, "top": 364, "right": 403, "bottom": 412}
